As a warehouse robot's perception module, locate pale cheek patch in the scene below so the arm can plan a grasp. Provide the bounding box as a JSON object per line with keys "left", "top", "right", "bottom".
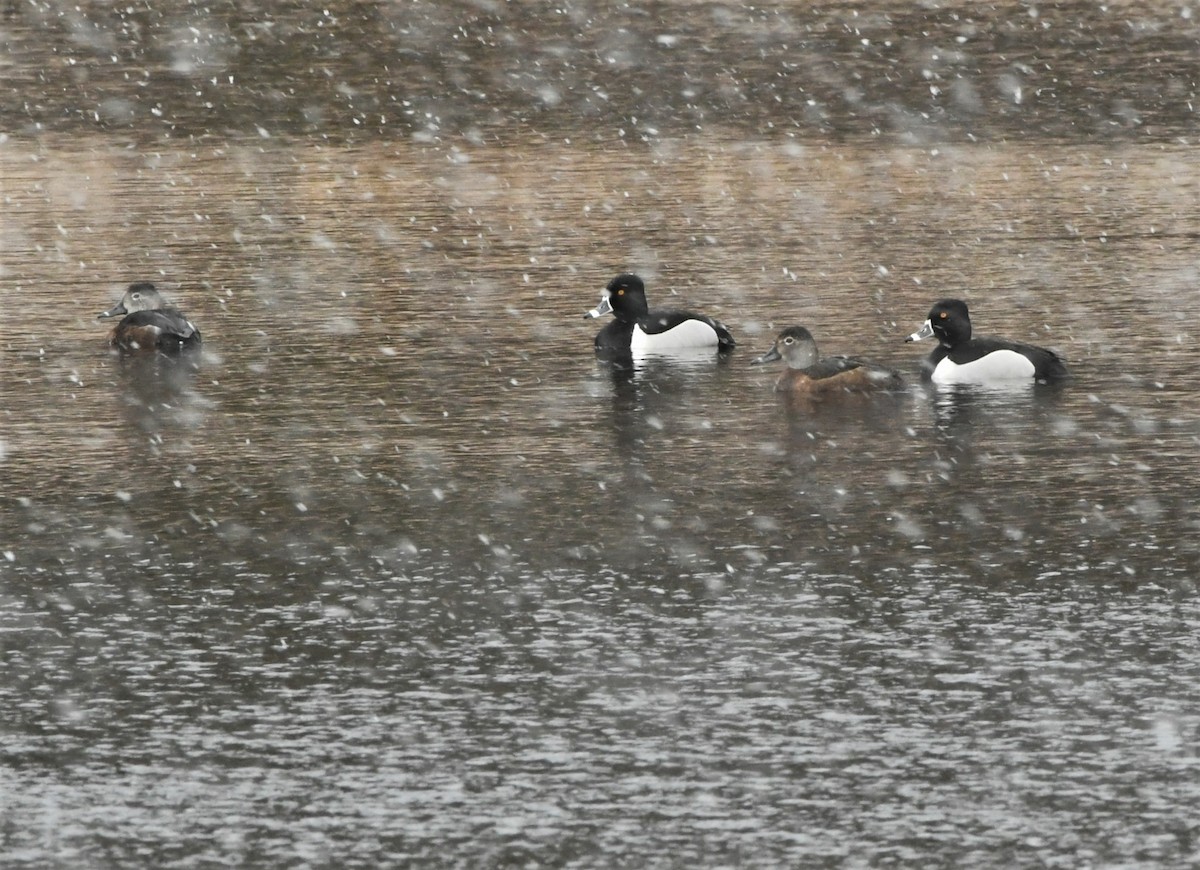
{"left": 932, "top": 350, "right": 1035, "bottom": 384}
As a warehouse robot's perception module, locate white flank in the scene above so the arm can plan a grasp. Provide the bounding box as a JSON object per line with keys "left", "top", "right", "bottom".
{"left": 631, "top": 319, "right": 719, "bottom": 352}
{"left": 932, "top": 349, "right": 1035, "bottom": 384}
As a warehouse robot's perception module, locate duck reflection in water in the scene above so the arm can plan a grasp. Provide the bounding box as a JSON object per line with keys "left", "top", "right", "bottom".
{"left": 112, "top": 351, "right": 207, "bottom": 435}
{"left": 927, "top": 378, "right": 1069, "bottom": 439}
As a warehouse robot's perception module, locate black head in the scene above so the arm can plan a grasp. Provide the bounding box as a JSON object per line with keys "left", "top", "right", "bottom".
{"left": 909, "top": 298, "right": 973, "bottom": 347}
{"left": 598, "top": 273, "right": 650, "bottom": 321}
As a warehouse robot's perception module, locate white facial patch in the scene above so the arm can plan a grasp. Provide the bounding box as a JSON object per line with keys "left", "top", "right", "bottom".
{"left": 932, "top": 349, "right": 1035, "bottom": 384}
{"left": 630, "top": 319, "right": 719, "bottom": 352}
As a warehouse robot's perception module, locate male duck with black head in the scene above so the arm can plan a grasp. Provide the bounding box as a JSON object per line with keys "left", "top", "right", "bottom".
{"left": 906, "top": 298, "right": 1067, "bottom": 384}
{"left": 584, "top": 273, "right": 735, "bottom": 356}
{"left": 753, "top": 325, "right": 903, "bottom": 395}
{"left": 99, "top": 282, "right": 202, "bottom": 354}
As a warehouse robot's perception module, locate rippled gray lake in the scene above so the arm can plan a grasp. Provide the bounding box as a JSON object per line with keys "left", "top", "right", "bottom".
{"left": 4, "top": 2, "right": 1200, "bottom": 867}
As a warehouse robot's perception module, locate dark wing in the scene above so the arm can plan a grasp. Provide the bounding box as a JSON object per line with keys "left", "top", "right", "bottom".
{"left": 712, "top": 317, "right": 736, "bottom": 350}
{"left": 640, "top": 308, "right": 735, "bottom": 349}
{"left": 807, "top": 355, "right": 864, "bottom": 379}
{"left": 1022, "top": 343, "right": 1069, "bottom": 380}
{"left": 955, "top": 337, "right": 1068, "bottom": 380}
{"left": 122, "top": 309, "right": 201, "bottom": 353}
{"left": 809, "top": 355, "right": 903, "bottom": 389}
{"left": 124, "top": 309, "right": 199, "bottom": 340}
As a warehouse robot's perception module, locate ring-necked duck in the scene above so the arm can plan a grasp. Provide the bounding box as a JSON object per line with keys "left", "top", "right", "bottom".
{"left": 753, "top": 325, "right": 904, "bottom": 394}
{"left": 905, "top": 298, "right": 1067, "bottom": 384}
{"left": 98, "top": 282, "right": 202, "bottom": 354}
{"left": 584, "top": 273, "right": 735, "bottom": 354}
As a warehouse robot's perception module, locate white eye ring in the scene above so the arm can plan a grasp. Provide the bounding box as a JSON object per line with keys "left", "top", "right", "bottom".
{"left": 783, "top": 337, "right": 794, "bottom": 345}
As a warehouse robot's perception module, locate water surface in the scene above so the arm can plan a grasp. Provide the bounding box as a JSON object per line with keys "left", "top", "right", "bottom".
{"left": 4, "top": 2, "right": 1200, "bottom": 867}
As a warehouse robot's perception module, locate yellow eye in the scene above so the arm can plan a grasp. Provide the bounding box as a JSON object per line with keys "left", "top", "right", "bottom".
{"left": 939, "top": 311, "right": 948, "bottom": 319}
{"left": 617, "top": 289, "right": 625, "bottom": 296}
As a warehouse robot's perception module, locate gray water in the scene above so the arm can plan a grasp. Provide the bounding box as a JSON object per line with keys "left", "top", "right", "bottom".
{"left": 4, "top": 2, "right": 1200, "bottom": 868}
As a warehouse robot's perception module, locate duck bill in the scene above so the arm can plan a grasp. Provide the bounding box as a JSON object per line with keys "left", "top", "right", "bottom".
{"left": 98, "top": 302, "right": 128, "bottom": 320}
{"left": 905, "top": 320, "right": 934, "bottom": 343}
{"left": 583, "top": 294, "right": 612, "bottom": 320}
{"left": 750, "top": 345, "right": 782, "bottom": 365}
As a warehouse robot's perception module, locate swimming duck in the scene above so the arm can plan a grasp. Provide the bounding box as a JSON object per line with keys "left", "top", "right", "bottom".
{"left": 98, "top": 282, "right": 202, "bottom": 354}
{"left": 752, "top": 325, "right": 904, "bottom": 394}
{"left": 906, "top": 299, "right": 1067, "bottom": 384}
{"left": 584, "top": 273, "right": 735, "bottom": 354}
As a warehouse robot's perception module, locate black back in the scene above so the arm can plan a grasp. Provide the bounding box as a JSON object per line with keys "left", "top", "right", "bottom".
{"left": 122, "top": 309, "right": 202, "bottom": 351}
